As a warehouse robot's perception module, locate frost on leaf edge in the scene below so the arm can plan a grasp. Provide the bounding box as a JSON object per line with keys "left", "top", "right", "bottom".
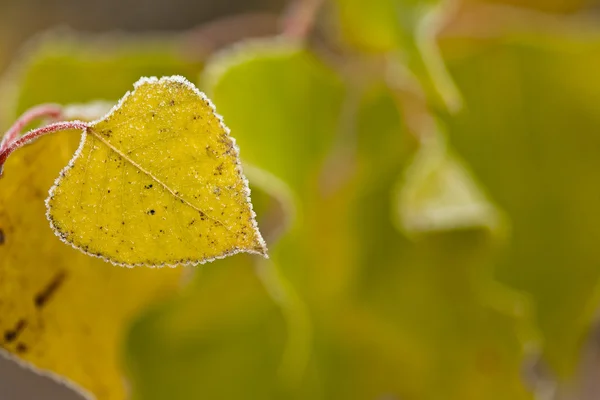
{"left": 45, "top": 75, "right": 268, "bottom": 268}
{"left": 202, "top": 36, "right": 301, "bottom": 96}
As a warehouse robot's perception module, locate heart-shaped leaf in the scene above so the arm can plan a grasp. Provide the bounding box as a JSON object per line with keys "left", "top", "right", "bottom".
{"left": 46, "top": 76, "right": 267, "bottom": 267}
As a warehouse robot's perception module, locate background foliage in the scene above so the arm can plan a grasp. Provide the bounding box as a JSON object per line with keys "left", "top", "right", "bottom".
{"left": 2, "top": 0, "right": 600, "bottom": 399}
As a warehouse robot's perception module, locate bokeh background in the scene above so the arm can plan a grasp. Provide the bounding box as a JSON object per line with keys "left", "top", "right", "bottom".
{"left": 3, "top": 0, "right": 600, "bottom": 399}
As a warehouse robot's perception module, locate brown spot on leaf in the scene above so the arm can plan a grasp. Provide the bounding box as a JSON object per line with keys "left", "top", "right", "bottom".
{"left": 16, "top": 343, "right": 28, "bottom": 353}
{"left": 4, "top": 319, "right": 27, "bottom": 343}
{"left": 35, "top": 271, "right": 67, "bottom": 309}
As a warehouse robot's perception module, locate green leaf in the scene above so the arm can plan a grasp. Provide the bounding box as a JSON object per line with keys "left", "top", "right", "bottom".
{"left": 332, "top": 84, "right": 532, "bottom": 400}
{"left": 125, "top": 235, "right": 286, "bottom": 400}
{"left": 203, "top": 38, "right": 346, "bottom": 194}
{"left": 1, "top": 32, "right": 203, "bottom": 125}
{"left": 443, "top": 34, "right": 600, "bottom": 377}
{"left": 397, "top": 131, "right": 503, "bottom": 235}
{"left": 333, "top": 0, "right": 461, "bottom": 111}
{"left": 334, "top": 0, "right": 441, "bottom": 51}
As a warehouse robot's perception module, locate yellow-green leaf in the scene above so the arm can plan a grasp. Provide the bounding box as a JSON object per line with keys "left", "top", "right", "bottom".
{"left": 126, "top": 255, "right": 287, "bottom": 400}
{"left": 0, "top": 127, "right": 182, "bottom": 400}
{"left": 333, "top": 0, "right": 462, "bottom": 111}
{"left": 46, "top": 76, "right": 267, "bottom": 267}
{"left": 397, "top": 133, "right": 502, "bottom": 235}
{"left": 443, "top": 35, "right": 600, "bottom": 377}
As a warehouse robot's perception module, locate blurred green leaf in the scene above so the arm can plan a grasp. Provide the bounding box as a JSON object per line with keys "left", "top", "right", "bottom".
{"left": 397, "top": 130, "right": 502, "bottom": 235}
{"left": 334, "top": 0, "right": 442, "bottom": 52}
{"left": 330, "top": 84, "right": 532, "bottom": 400}
{"left": 125, "top": 255, "right": 287, "bottom": 400}
{"left": 333, "top": 0, "right": 462, "bottom": 111}
{"left": 443, "top": 34, "right": 600, "bottom": 377}
{"left": 1, "top": 31, "right": 203, "bottom": 124}
{"left": 204, "top": 38, "right": 346, "bottom": 194}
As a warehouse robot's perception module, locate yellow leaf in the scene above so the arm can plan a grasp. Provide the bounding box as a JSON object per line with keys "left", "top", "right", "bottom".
{"left": 0, "top": 127, "right": 183, "bottom": 400}
{"left": 47, "top": 76, "right": 267, "bottom": 267}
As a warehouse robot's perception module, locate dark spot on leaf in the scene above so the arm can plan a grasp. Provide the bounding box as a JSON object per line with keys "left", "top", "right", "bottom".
{"left": 4, "top": 319, "right": 27, "bottom": 343}
{"left": 35, "top": 271, "right": 67, "bottom": 309}
{"left": 148, "top": 209, "right": 156, "bottom": 215}
{"left": 0, "top": 229, "right": 4, "bottom": 245}
{"left": 145, "top": 184, "right": 153, "bottom": 189}
{"left": 16, "top": 343, "right": 28, "bottom": 353}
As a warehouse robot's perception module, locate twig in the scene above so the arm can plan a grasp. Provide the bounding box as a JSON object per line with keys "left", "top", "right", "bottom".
{"left": 0, "top": 120, "right": 88, "bottom": 176}
{"left": 0, "top": 104, "right": 63, "bottom": 152}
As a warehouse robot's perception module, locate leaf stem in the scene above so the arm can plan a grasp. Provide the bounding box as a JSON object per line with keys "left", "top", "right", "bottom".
{"left": 0, "top": 104, "right": 64, "bottom": 152}
{"left": 0, "top": 120, "right": 89, "bottom": 176}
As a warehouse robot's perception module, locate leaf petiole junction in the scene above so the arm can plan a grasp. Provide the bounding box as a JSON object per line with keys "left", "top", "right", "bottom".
{"left": 0, "top": 105, "right": 88, "bottom": 176}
